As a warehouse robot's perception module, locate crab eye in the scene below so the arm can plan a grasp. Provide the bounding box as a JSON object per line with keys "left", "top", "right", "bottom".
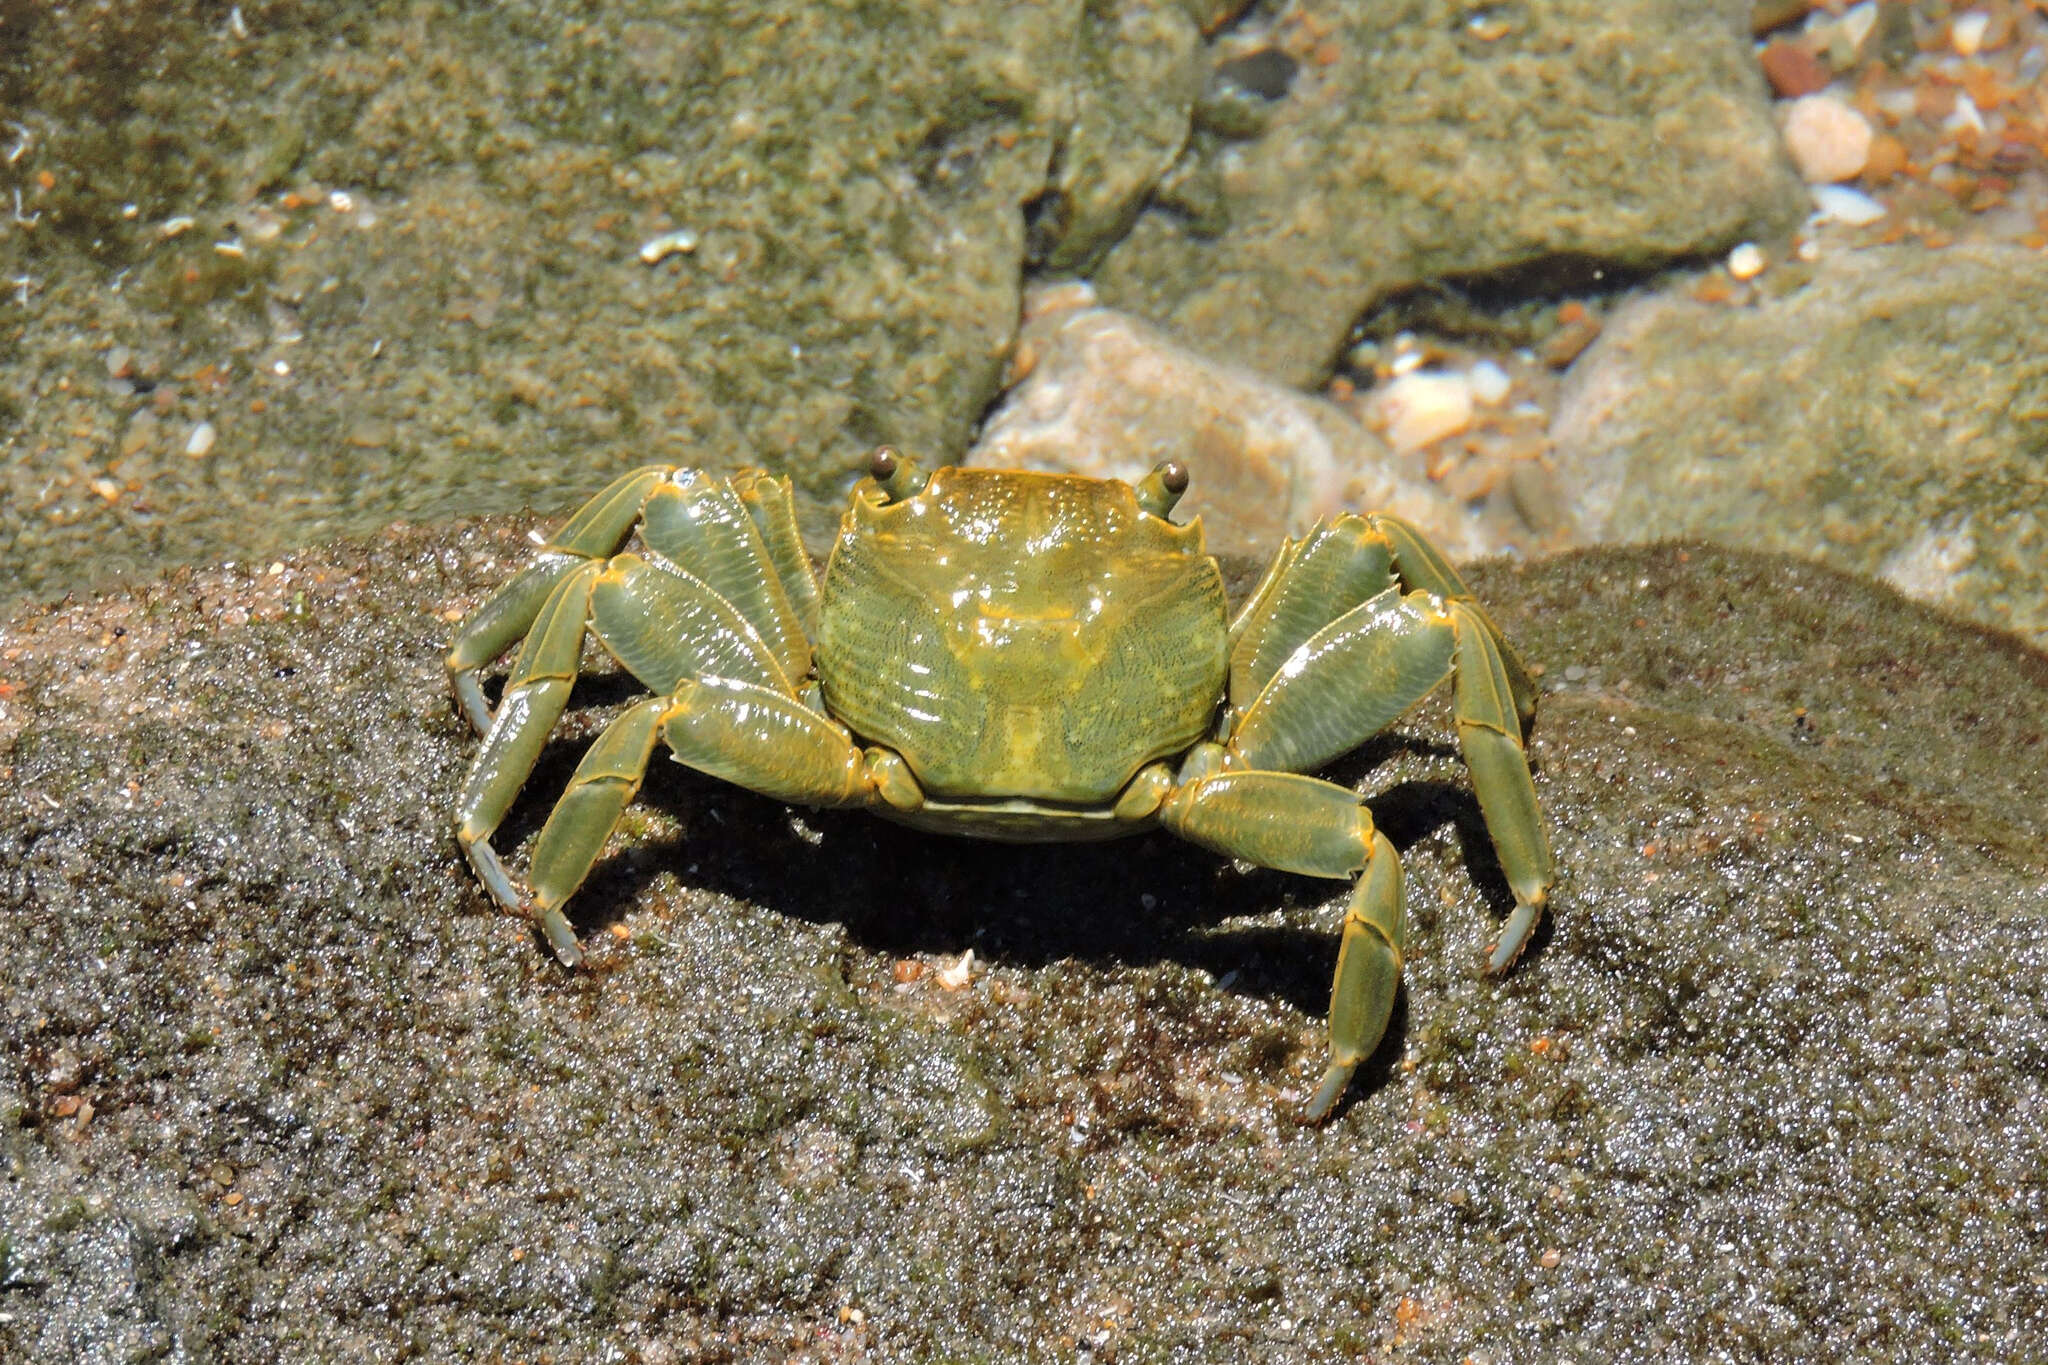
{"left": 1136, "top": 459, "right": 1190, "bottom": 520}
{"left": 867, "top": 446, "right": 929, "bottom": 503}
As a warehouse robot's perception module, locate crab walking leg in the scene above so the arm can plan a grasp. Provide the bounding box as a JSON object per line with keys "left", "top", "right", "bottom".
{"left": 444, "top": 464, "right": 676, "bottom": 731}
{"left": 522, "top": 697, "right": 668, "bottom": 964}
{"left": 1228, "top": 519, "right": 1396, "bottom": 706}
{"left": 524, "top": 680, "right": 875, "bottom": 963}
{"left": 453, "top": 561, "right": 601, "bottom": 910}
{"left": 658, "top": 676, "right": 872, "bottom": 808}
{"left": 640, "top": 474, "right": 811, "bottom": 684}
{"left": 1371, "top": 513, "right": 1538, "bottom": 729}
{"left": 730, "top": 470, "right": 821, "bottom": 639}
{"left": 1225, "top": 586, "right": 1553, "bottom": 972}
{"left": 1158, "top": 771, "right": 1407, "bottom": 1120}
{"left": 445, "top": 553, "right": 582, "bottom": 733}
{"left": 1307, "top": 832, "right": 1405, "bottom": 1121}
{"left": 1227, "top": 588, "right": 1458, "bottom": 776}
{"left": 1448, "top": 601, "right": 1553, "bottom": 971}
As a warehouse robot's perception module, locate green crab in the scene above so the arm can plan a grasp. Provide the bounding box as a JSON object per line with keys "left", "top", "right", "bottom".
{"left": 448, "top": 451, "right": 1552, "bottom": 1121}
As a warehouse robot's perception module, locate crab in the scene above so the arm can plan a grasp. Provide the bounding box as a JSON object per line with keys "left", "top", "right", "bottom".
{"left": 447, "top": 451, "right": 1553, "bottom": 1121}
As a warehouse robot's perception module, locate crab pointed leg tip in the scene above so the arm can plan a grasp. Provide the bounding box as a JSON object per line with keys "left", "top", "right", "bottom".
{"left": 534, "top": 906, "right": 584, "bottom": 967}
{"left": 1486, "top": 899, "right": 1544, "bottom": 975}
{"left": 1299, "top": 1063, "right": 1356, "bottom": 1125}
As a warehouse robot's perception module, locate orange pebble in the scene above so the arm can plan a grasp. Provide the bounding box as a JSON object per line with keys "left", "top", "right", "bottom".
{"left": 1862, "top": 133, "right": 1909, "bottom": 184}
{"left": 1759, "top": 39, "right": 1830, "bottom": 98}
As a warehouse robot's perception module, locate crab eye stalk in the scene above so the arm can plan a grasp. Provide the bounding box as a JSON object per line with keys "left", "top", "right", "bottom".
{"left": 867, "top": 446, "right": 929, "bottom": 504}
{"left": 1135, "top": 459, "right": 1190, "bottom": 520}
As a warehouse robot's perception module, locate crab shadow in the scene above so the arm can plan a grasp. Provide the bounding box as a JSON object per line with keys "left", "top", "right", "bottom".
{"left": 493, "top": 716, "right": 1535, "bottom": 1082}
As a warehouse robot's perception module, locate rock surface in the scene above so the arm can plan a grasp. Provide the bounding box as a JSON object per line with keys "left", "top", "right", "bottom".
{"left": 3, "top": 525, "right": 2043, "bottom": 1361}
{"left": 0, "top": 0, "right": 1190, "bottom": 602}
{"left": 970, "top": 290, "right": 1497, "bottom": 556}
{"left": 1549, "top": 243, "right": 2048, "bottom": 647}
{"left": 1091, "top": 0, "right": 1809, "bottom": 385}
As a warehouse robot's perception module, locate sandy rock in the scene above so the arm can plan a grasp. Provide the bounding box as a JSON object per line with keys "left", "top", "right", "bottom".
{"left": 971, "top": 290, "right": 1495, "bottom": 557}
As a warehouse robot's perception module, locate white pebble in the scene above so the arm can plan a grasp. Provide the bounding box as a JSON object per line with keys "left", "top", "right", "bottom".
{"left": 1726, "top": 242, "right": 1767, "bottom": 280}
{"left": 185, "top": 420, "right": 217, "bottom": 457}
{"left": 1466, "top": 359, "right": 1512, "bottom": 405}
{"left": 1839, "top": 1, "right": 1878, "bottom": 55}
{"left": 1373, "top": 370, "right": 1473, "bottom": 453}
{"left": 1809, "top": 184, "right": 1889, "bottom": 226}
{"left": 1943, "top": 92, "right": 1986, "bottom": 139}
{"left": 1783, "top": 94, "right": 1873, "bottom": 184}
{"left": 638, "top": 228, "right": 699, "bottom": 264}
{"left": 1950, "top": 10, "right": 1991, "bottom": 56}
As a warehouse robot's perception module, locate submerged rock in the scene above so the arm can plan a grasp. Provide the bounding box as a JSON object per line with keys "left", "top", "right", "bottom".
{"left": 0, "top": 1, "right": 1197, "bottom": 604}
{"left": 1550, "top": 243, "right": 2048, "bottom": 647}
{"left": 1091, "top": 0, "right": 1807, "bottom": 384}
{"left": 1, "top": 524, "right": 2042, "bottom": 1360}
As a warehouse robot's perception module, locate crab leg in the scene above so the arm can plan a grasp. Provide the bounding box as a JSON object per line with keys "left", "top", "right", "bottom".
{"left": 1226, "top": 588, "right": 1552, "bottom": 973}
{"left": 502, "top": 562, "right": 866, "bottom": 962}
{"left": 1228, "top": 588, "right": 1457, "bottom": 776}
{"left": 1447, "top": 600, "right": 1552, "bottom": 971}
{"left": 453, "top": 560, "right": 602, "bottom": 915}
{"left": 731, "top": 470, "right": 821, "bottom": 639}
{"left": 524, "top": 697, "right": 667, "bottom": 963}
{"left": 511, "top": 678, "right": 875, "bottom": 960}
{"left": 1228, "top": 519, "right": 1396, "bottom": 705}
{"left": 1157, "top": 771, "right": 1406, "bottom": 1121}
{"left": 444, "top": 465, "right": 676, "bottom": 731}
{"left": 658, "top": 677, "right": 872, "bottom": 807}
{"left": 1370, "top": 513, "right": 1537, "bottom": 729}
{"left": 640, "top": 472, "right": 812, "bottom": 683}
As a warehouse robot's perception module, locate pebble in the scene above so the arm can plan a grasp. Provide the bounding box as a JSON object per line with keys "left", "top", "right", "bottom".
{"left": 1466, "top": 359, "right": 1512, "bottom": 405}
{"left": 1782, "top": 94, "right": 1873, "bottom": 183}
{"left": 1838, "top": 2, "right": 1878, "bottom": 54}
{"left": 185, "top": 421, "right": 217, "bottom": 458}
{"left": 1727, "top": 242, "right": 1767, "bottom": 279}
{"left": 1540, "top": 316, "right": 1602, "bottom": 369}
{"left": 1809, "top": 184, "right": 1888, "bottom": 226}
{"left": 1950, "top": 10, "right": 1991, "bottom": 56}
{"left": 1759, "top": 39, "right": 1831, "bottom": 97}
{"left": 1943, "top": 92, "right": 1986, "bottom": 138}
{"left": 1373, "top": 370, "right": 1473, "bottom": 452}
{"left": 638, "top": 228, "right": 699, "bottom": 264}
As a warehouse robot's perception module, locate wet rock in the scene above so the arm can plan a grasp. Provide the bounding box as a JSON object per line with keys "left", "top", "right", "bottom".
{"left": 1, "top": 526, "right": 2042, "bottom": 1360}
{"left": 1031, "top": 0, "right": 1205, "bottom": 272}
{"left": 1091, "top": 0, "right": 1808, "bottom": 385}
{"left": 970, "top": 289, "right": 1495, "bottom": 556}
{"left": 0, "top": 1, "right": 1197, "bottom": 604}
{"left": 1549, "top": 242, "right": 2048, "bottom": 646}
